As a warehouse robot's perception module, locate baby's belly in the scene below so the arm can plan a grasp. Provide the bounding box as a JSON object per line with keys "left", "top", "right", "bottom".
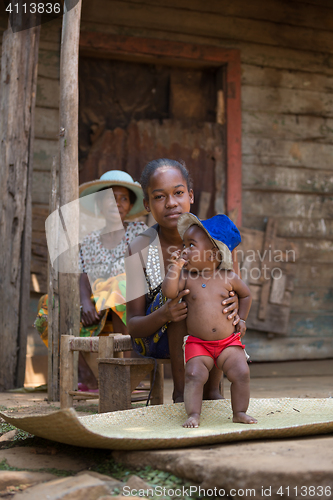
{"left": 186, "top": 302, "right": 236, "bottom": 340}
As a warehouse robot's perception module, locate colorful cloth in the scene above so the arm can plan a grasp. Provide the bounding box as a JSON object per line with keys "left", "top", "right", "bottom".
{"left": 132, "top": 290, "right": 170, "bottom": 358}
{"left": 79, "top": 221, "right": 147, "bottom": 283}
{"left": 34, "top": 274, "right": 127, "bottom": 348}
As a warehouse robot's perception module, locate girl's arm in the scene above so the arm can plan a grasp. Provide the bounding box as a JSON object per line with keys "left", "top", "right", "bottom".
{"left": 80, "top": 273, "right": 102, "bottom": 326}
{"left": 126, "top": 239, "right": 189, "bottom": 338}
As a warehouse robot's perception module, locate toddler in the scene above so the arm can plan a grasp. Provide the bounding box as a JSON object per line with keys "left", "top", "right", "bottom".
{"left": 162, "top": 213, "right": 257, "bottom": 427}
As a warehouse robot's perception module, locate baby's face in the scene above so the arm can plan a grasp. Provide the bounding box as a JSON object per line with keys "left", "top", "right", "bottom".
{"left": 182, "top": 225, "right": 219, "bottom": 271}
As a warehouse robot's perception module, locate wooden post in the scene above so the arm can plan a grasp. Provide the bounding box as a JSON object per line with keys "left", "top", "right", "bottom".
{"left": 58, "top": 1, "right": 82, "bottom": 347}
{"left": 0, "top": 22, "right": 40, "bottom": 390}
{"left": 48, "top": 157, "right": 60, "bottom": 401}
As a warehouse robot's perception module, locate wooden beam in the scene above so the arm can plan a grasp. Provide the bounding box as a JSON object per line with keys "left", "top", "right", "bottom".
{"left": 0, "top": 22, "right": 40, "bottom": 390}
{"left": 58, "top": 0, "right": 82, "bottom": 344}
{"left": 48, "top": 157, "right": 60, "bottom": 402}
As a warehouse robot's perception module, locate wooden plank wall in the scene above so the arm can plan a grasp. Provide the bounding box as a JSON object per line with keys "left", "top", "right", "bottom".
{"left": 31, "top": 19, "right": 61, "bottom": 294}
{"left": 3, "top": 0, "right": 330, "bottom": 361}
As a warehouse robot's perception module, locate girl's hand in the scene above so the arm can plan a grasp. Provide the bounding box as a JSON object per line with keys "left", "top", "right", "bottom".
{"left": 81, "top": 299, "right": 103, "bottom": 327}
{"left": 237, "top": 320, "right": 247, "bottom": 338}
{"left": 222, "top": 290, "right": 240, "bottom": 326}
{"left": 170, "top": 249, "right": 187, "bottom": 269}
{"left": 163, "top": 289, "right": 190, "bottom": 323}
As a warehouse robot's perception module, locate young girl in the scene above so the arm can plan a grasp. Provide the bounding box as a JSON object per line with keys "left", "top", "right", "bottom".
{"left": 126, "top": 159, "right": 239, "bottom": 403}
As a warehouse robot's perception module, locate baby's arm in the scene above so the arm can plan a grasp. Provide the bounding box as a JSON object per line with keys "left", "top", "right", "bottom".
{"left": 228, "top": 273, "right": 252, "bottom": 337}
{"left": 161, "top": 250, "right": 186, "bottom": 299}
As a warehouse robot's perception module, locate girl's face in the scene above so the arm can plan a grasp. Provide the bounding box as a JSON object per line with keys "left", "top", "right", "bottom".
{"left": 144, "top": 167, "right": 194, "bottom": 228}
{"left": 98, "top": 186, "right": 133, "bottom": 222}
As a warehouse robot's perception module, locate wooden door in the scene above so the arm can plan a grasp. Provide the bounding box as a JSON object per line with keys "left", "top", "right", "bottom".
{"left": 79, "top": 58, "right": 225, "bottom": 218}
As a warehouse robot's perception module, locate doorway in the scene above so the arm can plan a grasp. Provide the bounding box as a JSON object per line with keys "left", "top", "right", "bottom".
{"left": 79, "top": 58, "right": 224, "bottom": 219}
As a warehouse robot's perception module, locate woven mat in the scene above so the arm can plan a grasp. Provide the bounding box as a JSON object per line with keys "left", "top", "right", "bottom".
{"left": 1, "top": 398, "right": 333, "bottom": 450}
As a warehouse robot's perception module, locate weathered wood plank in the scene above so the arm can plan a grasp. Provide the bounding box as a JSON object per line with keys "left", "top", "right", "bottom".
{"left": 245, "top": 334, "right": 333, "bottom": 361}
{"left": 125, "top": 0, "right": 333, "bottom": 32}
{"left": 39, "top": 17, "right": 62, "bottom": 43}
{"left": 81, "top": 1, "right": 333, "bottom": 55}
{"left": 242, "top": 86, "right": 333, "bottom": 117}
{"left": 243, "top": 191, "right": 333, "bottom": 220}
{"left": 32, "top": 171, "right": 51, "bottom": 204}
{"left": 33, "top": 138, "right": 58, "bottom": 171}
{"left": 292, "top": 239, "right": 333, "bottom": 263}
{"left": 80, "top": 21, "right": 333, "bottom": 76}
{"left": 36, "top": 76, "right": 59, "bottom": 108}
{"left": 32, "top": 204, "right": 49, "bottom": 233}
{"left": 243, "top": 165, "right": 333, "bottom": 194}
{"left": 38, "top": 49, "right": 60, "bottom": 80}
{"left": 58, "top": 0, "right": 82, "bottom": 340}
{"left": 35, "top": 107, "right": 59, "bottom": 140}
{"left": 242, "top": 64, "right": 333, "bottom": 93}
{"left": 294, "top": 263, "right": 333, "bottom": 288}
{"left": 242, "top": 215, "right": 333, "bottom": 240}
{"left": 0, "top": 24, "right": 40, "bottom": 389}
{"left": 291, "top": 288, "right": 333, "bottom": 313}
{"left": 242, "top": 111, "right": 333, "bottom": 144}
{"left": 243, "top": 137, "right": 333, "bottom": 169}
{"left": 289, "top": 313, "right": 333, "bottom": 337}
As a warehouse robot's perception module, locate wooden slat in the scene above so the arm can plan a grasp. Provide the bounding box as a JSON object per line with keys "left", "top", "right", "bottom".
{"left": 35, "top": 107, "right": 59, "bottom": 140}
{"left": 33, "top": 139, "right": 59, "bottom": 171}
{"left": 243, "top": 165, "right": 333, "bottom": 194}
{"left": 243, "top": 137, "right": 333, "bottom": 169}
{"left": 124, "top": 0, "right": 333, "bottom": 32}
{"left": 36, "top": 76, "right": 60, "bottom": 109}
{"left": 291, "top": 288, "right": 333, "bottom": 313}
{"left": 242, "top": 215, "right": 333, "bottom": 240}
{"left": 242, "top": 86, "right": 333, "bottom": 117}
{"left": 80, "top": 20, "right": 333, "bottom": 76}
{"left": 38, "top": 49, "right": 60, "bottom": 79}
{"left": 242, "top": 64, "right": 333, "bottom": 93}
{"left": 80, "top": 0, "right": 333, "bottom": 55}
{"left": 242, "top": 111, "right": 333, "bottom": 144}
{"left": 289, "top": 313, "right": 333, "bottom": 337}
{"left": 243, "top": 191, "right": 333, "bottom": 221}
{"left": 245, "top": 334, "right": 333, "bottom": 361}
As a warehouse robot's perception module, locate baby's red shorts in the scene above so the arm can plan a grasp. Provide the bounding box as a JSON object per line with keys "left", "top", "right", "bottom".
{"left": 184, "top": 333, "right": 245, "bottom": 366}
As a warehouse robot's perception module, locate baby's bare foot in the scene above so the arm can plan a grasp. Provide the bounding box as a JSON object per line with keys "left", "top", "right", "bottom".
{"left": 183, "top": 413, "right": 200, "bottom": 428}
{"left": 233, "top": 412, "right": 257, "bottom": 424}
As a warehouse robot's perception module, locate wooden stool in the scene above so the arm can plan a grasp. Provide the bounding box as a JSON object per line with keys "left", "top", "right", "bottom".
{"left": 60, "top": 333, "right": 132, "bottom": 409}
{"left": 98, "top": 357, "right": 170, "bottom": 413}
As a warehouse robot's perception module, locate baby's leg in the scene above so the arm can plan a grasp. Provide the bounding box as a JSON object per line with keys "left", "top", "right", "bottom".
{"left": 183, "top": 355, "right": 214, "bottom": 428}
{"left": 216, "top": 347, "right": 257, "bottom": 424}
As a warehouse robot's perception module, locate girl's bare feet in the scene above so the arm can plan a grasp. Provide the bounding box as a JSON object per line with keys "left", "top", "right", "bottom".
{"left": 183, "top": 413, "right": 200, "bottom": 428}
{"left": 233, "top": 412, "right": 257, "bottom": 424}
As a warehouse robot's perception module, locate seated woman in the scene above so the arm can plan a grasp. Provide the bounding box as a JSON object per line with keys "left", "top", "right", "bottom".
{"left": 35, "top": 170, "right": 148, "bottom": 389}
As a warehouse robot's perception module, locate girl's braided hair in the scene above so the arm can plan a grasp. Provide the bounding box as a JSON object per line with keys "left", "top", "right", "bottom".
{"left": 140, "top": 158, "right": 193, "bottom": 200}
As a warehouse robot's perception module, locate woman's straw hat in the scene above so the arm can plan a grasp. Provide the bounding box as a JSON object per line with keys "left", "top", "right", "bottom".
{"left": 79, "top": 170, "right": 145, "bottom": 217}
